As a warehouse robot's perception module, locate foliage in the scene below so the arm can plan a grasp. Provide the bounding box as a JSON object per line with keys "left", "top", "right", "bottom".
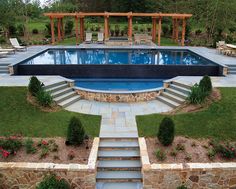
{"left": 199, "top": 75, "right": 212, "bottom": 95}
{"left": 28, "top": 76, "right": 43, "bottom": 96}
{"left": 17, "top": 24, "right": 25, "bottom": 36}
{"left": 0, "top": 137, "right": 22, "bottom": 157}
{"left": 36, "top": 174, "right": 70, "bottom": 189}
{"left": 187, "top": 83, "right": 206, "bottom": 104}
{"left": 157, "top": 117, "right": 175, "bottom": 146}
{"left": 155, "top": 148, "right": 166, "bottom": 161}
{"left": 184, "top": 153, "right": 192, "bottom": 161}
{"left": 66, "top": 116, "right": 85, "bottom": 145}
{"left": 32, "top": 28, "right": 39, "bottom": 34}
{"left": 65, "top": 20, "right": 74, "bottom": 35}
{"left": 207, "top": 148, "right": 216, "bottom": 160}
{"left": 36, "top": 89, "right": 53, "bottom": 107}
{"left": 24, "top": 138, "right": 36, "bottom": 154}
{"left": 176, "top": 143, "right": 185, "bottom": 151}
{"left": 177, "top": 185, "right": 188, "bottom": 189}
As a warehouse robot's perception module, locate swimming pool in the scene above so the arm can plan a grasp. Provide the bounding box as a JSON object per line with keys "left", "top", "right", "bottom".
{"left": 22, "top": 49, "right": 215, "bottom": 65}
{"left": 73, "top": 78, "right": 164, "bottom": 91}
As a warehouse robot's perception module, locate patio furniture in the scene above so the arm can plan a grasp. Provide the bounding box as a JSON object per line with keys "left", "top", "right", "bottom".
{"left": 97, "top": 32, "right": 104, "bottom": 43}
{"left": 216, "top": 41, "right": 226, "bottom": 54}
{"left": 85, "top": 33, "right": 92, "bottom": 43}
{"left": 0, "top": 46, "right": 15, "bottom": 54}
{"left": 225, "top": 44, "right": 236, "bottom": 57}
{"left": 9, "top": 38, "right": 27, "bottom": 51}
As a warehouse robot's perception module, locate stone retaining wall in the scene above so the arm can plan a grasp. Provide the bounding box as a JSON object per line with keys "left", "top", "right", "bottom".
{"left": 139, "top": 138, "right": 236, "bottom": 189}
{"left": 76, "top": 89, "right": 161, "bottom": 102}
{"left": 0, "top": 138, "right": 99, "bottom": 189}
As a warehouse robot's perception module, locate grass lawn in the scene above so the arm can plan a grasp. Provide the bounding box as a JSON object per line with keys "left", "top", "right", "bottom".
{"left": 0, "top": 87, "right": 101, "bottom": 138}
{"left": 56, "top": 37, "right": 78, "bottom": 45}
{"left": 137, "top": 88, "right": 236, "bottom": 141}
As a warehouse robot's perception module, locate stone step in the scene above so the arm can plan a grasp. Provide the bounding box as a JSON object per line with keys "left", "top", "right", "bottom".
{"left": 96, "top": 182, "right": 143, "bottom": 189}
{"left": 99, "top": 141, "right": 139, "bottom": 148}
{"left": 156, "top": 95, "right": 180, "bottom": 108}
{"left": 98, "top": 160, "right": 141, "bottom": 169}
{"left": 51, "top": 87, "right": 73, "bottom": 98}
{"left": 162, "top": 92, "right": 185, "bottom": 104}
{"left": 165, "top": 87, "right": 189, "bottom": 99}
{"left": 96, "top": 171, "right": 142, "bottom": 181}
{"left": 0, "top": 70, "right": 8, "bottom": 74}
{"left": 44, "top": 81, "right": 67, "bottom": 90}
{"left": 54, "top": 90, "right": 77, "bottom": 103}
{"left": 229, "top": 67, "right": 236, "bottom": 71}
{"left": 227, "top": 64, "right": 236, "bottom": 67}
{"left": 172, "top": 81, "right": 192, "bottom": 89}
{"left": 46, "top": 83, "right": 68, "bottom": 93}
{"left": 170, "top": 84, "right": 191, "bottom": 95}
{"left": 58, "top": 95, "right": 81, "bottom": 108}
{"left": 98, "top": 150, "right": 140, "bottom": 159}
{"left": 229, "top": 71, "right": 236, "bottom": 75}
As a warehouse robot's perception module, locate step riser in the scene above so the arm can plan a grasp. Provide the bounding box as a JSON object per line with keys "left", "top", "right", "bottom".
{"left": 161, "top": 93, "right": 184, "bottom": 104}
{"left": 100, "top": 138, "right": 139, "bottom": 142}
{"left": 229, "top": 71, "right": 236, "bottom": 74}
{"left": 99, "top": 147, "right": 139, "bottom": 151}
{"left": 44, "top": 81, "right": 66, "bottom": 90}
{"left": 156, "top": 96, "right": 177, "bottom": 108}
{"left": 165, "top": 88, "right": 188, "bottom": 99}
{"left": 46, "top": 84, "right": 68, "bottom": 93}
{"left": 96, "top": 179, "right": 142, "bottom": 183}
{"left": 170, "top": 85, "right": 190, "bottom": 95}
{"left": 54, "top": 92, "right": 77, "bottom": 103}
{"left": 98, "top": 157, "right": 140, "bottom": 161}
{"left": 172, "top": 81, "right": 191, "bottom": 89}
{"left": 61, "top": 97, "right": 80, "bottom": 108}
{"left": 0, "top": 71, "right": 8, "bottom": 73}
{"left": 52, "top": 88, "right": 73, "bottom": 98}
{"left": 97, "top": 168, "right": 141, "bottom": 171}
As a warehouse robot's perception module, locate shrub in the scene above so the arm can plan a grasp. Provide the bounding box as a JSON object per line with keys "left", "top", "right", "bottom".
{"left": 162, "top": 24, "right": 169, "bottom": 36}
{"left": 110, "top": 29, "right": 114, "bottom": 36}
{"left": 28, "top": 76, "right": 43, "bottom": 96}
{"left": 8, "top": 25, "right": 17, "bottom": 36}
{"left": 207, "top": 148, "right": 216, "bottom": 160}
{"left": 157, "top": 117, "right": 175, "bottom": 146}
{"left": 176, "top": 143, "right": 185, "bottom": 151}
{"left": 185, "top": 153, "right": 192, "bottom": 161}
{"left": 217, "top": 144, "right": 235, "bottom": 159}
{"left": 195, "top": 29, "right": 202, "bottom": 35}
{"left": 36, "top": 174, "right": 70, "bottom": 189}
{"left": 155, "top": 148, "right": 166, "bottom": 161}
{"left": 134, "top": 25, "right": 138, "bottom": 31}
{"left": 115, "top": 25, "right": 120, "bottom": 36}
{"left": 66, "top": 117, "right": 85, "bottom": 145}
{"left": 24, "top": 138, "right": 37, "bottom": 154}
{"left": 187, "top": 83, "right": 206, "bottom": 104}
{"left": 170, "top": 149, "right": 178, "bottom": 157}
{"left": 17, "top": 24, "right": 25, "bottom": 36}
{"left": 32, "top": 28, "right": 39, "bottom": 34}
{"left": 36, "top": 89, "right": 53, "bottom": 107}
{"left": 199, "top": 75, "right": 212, "bottom": 95}
{"left": 0, "top": 137, "right": 22, "bottom": 157}
{"left": 177, "top": 185, "right": 188, "bottom": 189}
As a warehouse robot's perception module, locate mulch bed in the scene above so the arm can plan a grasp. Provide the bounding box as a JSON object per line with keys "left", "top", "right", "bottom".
{"left": 146, "top": 136, "right": 236, "bottom": 164}
{"left": 0, "top": 137, "right": 93, "bottom": 164}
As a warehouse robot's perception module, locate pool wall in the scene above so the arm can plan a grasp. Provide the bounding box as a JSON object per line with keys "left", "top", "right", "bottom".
{"left": 15, "top": 64, "right": 222, "bottom": 78}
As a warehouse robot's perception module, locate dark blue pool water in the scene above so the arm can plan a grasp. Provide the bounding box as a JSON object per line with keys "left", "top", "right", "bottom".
{"left": 22, "top": 49, "right": 215, "bottom": 65}
{"left": 74, "top": 78, "right": 164, "bottom": 91}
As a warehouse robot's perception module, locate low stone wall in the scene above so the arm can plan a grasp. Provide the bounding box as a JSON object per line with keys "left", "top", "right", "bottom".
{"left": 139, "top": 138, "right": 236, "bottom": 189}
{"left": 0, "top": 138, "right": 99, "bottom": 189}
{"left": 76, "top": 89, "right": 161, "bottom": 102}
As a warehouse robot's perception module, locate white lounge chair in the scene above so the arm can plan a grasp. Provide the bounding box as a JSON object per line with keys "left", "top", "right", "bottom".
{"left": 9, "top": 38, "right": 27, "bottom": 51}
{"left": 0, "top": 46, "right": 15, "bottom": 54}
{"left": 85, "top": 33, "right": 92, "bottom": 43}
{"left": 97, "top": 32, "right": 104, "bottom": 43}
{"left": 0, "top": 52, "right": 8, "bottom": 57}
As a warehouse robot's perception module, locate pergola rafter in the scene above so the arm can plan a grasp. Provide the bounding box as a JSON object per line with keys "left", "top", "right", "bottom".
{"left": 44, "top": 12, "right": 192, "bottom": 46}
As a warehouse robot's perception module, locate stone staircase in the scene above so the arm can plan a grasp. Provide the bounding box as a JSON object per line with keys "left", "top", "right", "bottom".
{"left": 44, "top": 81, "right": 80, "bottom": 108}
{"left": 0, "top": 64, "right": 9, "bottom": 74}
{"left": 226, "top": 65, "right": 236, "bottom": 75}
{"left": 96, "top": 138, "right": 143, "bottom": 189}
{"left": 157, "top": 81, "right": 191, "bottom": 108}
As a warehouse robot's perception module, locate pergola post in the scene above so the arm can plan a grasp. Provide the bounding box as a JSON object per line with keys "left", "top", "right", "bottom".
{"left": 152, "top": 17, "right": 157, "bottom": 42}
{"left": 181, "top": 18, "right": 186, "bottom": 46}
{"left": 75, "top": 16, "right": 79, "bottom": 45}
{"left": 128, "top": 15, "right": 133, "bottom": 40}
{"left": 57, "top": 18, "right": 61, "bottom": 42}
{"left": 80, "top": 17, "right": 84, "bottom": 42}
{"left": 61, "top": 18, "right": 64, "bottom": 40}
{"left": 104, "top": 15, "right": 109, "bottom": 40}
{"left": 50, "top": 17, "right": 55, "bottom": 44}
{"left": 175, "top": 19, "right": 179, "bottom": 43}
{"left": 157, "top": 17, "right": 162, "bottom": 46}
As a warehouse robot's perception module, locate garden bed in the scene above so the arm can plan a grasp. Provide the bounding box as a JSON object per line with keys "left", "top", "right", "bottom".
{"left": 0, "top": 137, "right": 93, "bottom": 164}
{"left": 146, "top": 137, "right": 236, "bottom": 163}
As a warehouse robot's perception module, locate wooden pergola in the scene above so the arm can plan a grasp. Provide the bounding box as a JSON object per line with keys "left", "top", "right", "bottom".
{"left": 44, "top": 12, "right": 192, "bottom": 46}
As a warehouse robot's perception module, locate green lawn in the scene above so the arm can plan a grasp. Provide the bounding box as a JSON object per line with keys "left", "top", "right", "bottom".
{"left": 0, "top": 87, "right": 101, "bottom": 138}
{"left": 137, "top": 88, "right": 236, "bottom": 141}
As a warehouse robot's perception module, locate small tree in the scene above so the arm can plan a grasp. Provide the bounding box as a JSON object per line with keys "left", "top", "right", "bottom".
{"left": 28, "top": 76, "right": 43, "bottom": 96}
{"left": 157, "top": 117, "right": 175, "bottom": 146}
{"left": 199, "top": 75, "right": 212, "bottom": 95}
{"left": 66, "top": 117, "right": 85, "bottom": 145}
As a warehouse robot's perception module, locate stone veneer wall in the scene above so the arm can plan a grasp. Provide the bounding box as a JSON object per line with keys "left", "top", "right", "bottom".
{"left": 76, "top": 89, "right": 161, "bottom": 103}
{"left": 0, "top": 138, "right": 99, "bottom": 189}
{"left": 139, "top": 138, "right": 236, "bottom": 189}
